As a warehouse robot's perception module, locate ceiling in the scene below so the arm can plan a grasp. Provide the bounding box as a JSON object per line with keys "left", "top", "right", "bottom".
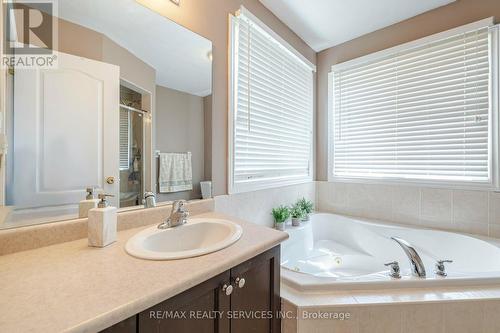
{"left": 56, "top": 0, "right": 212, "bottom": 96}
{"left": 259, "top": 0, "right": 455, "bottom": 52}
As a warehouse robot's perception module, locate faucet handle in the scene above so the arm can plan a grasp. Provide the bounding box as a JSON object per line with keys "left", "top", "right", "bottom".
{"left": 97, "top": 193, "right": 114, "bottom": 208}
{"left": 384, "top": 261, "right": 401, "bottom": 279}
{"left": 435, "top": 259, "right": 453, "bottom": 277}
{"left": 172, "top": 200, "right": 187, "bottom": 212}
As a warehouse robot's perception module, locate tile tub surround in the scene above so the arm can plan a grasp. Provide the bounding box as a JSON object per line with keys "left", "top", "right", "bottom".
{"left": 0, "top": 212, "right": 288, "bottom": 333}
{"left": 0, "top": 199, "right": 214, "bottom": 256}
{"left": 317, "top": 181, "right": 500, "bottom": 237}
{"left": 215, "top": 182, "right": 316, "bottom": 227}
{"left": 281, "top": 285, "right": 500, "bottom": 333}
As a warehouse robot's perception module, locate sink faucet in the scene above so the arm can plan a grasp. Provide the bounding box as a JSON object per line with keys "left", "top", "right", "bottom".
{"left": 391, "top": 237, "right": 426, "bottom": 278}
{"left": 143, "top": 192, "right": 156, "bottom": 208}
{"left": 158, "top": 200, "right": 189, "bottom": 229}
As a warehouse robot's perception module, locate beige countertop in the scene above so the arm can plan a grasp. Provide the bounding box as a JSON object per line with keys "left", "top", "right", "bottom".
{"left": 0, "top": 212, "right": 288, "bottom": 333}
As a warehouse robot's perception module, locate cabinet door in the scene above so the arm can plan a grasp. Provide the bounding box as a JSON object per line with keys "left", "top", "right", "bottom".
{"left": 138, "top": 271, "right": 231, "bottom": 333}
{"left": 230, "top": 246, "right": 281, "bottom": 333}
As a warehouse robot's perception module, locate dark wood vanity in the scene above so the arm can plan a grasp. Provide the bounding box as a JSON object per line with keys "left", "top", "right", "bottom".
{"left": 101, "top": 246, "right": 281, "bottom": 333}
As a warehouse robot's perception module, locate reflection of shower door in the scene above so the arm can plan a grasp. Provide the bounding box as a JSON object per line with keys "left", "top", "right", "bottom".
{"left": 9, "top": 51, "right": 120, "bottom": 209}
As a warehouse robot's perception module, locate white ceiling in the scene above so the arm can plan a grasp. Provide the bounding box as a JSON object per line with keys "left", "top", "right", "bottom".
{"left": 259, "top": 0, "right": 455, "bottom": 52}
{"left": 57, "top": 0, "right": 212, "bottom": 96}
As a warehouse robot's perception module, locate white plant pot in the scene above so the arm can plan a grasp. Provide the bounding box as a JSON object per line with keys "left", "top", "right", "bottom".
{"left": 275, "top": 222, "right": 286, "bottom": 231}
{"left": 302, "top": 213, "right": 310, "bottom": 222}
{"left": 292, "top": 218, "right": 301, "bottom": 226}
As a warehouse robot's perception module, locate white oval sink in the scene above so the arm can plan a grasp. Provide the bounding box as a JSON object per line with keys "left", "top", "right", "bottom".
{"left": 125, "top": 218, "right": 243, "bottom": 260}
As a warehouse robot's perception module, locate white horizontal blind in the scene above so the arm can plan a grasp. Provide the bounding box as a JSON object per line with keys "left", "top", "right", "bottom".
{"left": 332, "top": 27, "right": 491, "bottom": 183}
{"left": 119, "top": 108, "right": 130, "bottom": 171}
{"left": 231, "top": 12, "right": 313, "bottom": 192}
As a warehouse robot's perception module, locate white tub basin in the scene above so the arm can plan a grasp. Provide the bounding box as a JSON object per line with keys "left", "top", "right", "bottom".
{"left": 281, "top": 213, "right": 500, "bottom": 291}
{"left": 125, "top": 217, "right": 243, "bottom": 260}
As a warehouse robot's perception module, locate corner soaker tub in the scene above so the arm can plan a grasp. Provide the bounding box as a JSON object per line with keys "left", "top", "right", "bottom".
{"left": 281, "top": 213, "right": 500, "bottom": 291}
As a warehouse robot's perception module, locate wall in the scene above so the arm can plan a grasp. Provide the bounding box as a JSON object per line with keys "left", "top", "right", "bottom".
{"left": 284, "top": 298, "right": 500, "bottom": 333}
{"left": 316, "top": 0, "right": 500, "bottom": 180}
{"left": 203, "top": 95, "right": 213, "bottom": 181}
{"left": 137, "top": 0, "right": 316, "bottom": 196}
{"left": 215, "top": 182, "right": 315, "bottom": 227}
{"left": 155, "top": 85, "right": 205, "bottom": 201}
{"left": 317, "top": 181, "right": 500, "bottom": 237}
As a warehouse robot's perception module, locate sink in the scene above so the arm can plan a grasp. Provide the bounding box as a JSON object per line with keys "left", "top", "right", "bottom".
{"left": 125, "top": 217, "right": 243, "bottom": 260}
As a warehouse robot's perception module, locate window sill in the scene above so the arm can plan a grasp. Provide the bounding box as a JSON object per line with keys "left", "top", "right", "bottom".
{"left": 327, "top": 176, "right": 499, "bottom": 192}
{"left": 229, "top": 177, "right": 314, "bottom": 195}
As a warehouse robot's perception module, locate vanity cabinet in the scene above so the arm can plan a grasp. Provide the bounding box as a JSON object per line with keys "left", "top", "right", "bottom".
{"left": 101, "top": 246, "right": 280, "bottom": 333}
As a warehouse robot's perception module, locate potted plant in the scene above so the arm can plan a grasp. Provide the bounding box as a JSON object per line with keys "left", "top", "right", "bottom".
{"left": 290, "top": 204, "right": 305, "bottom": 227}
{"left": 297, "top": 197, "right": 314, "bottom": 221}
{"left": 271, "top": 205, "right": 290, "bottom": 231}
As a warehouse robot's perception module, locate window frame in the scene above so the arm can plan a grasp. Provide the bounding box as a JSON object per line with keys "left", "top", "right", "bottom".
{"left": 327, "top": 18, "right": 500, "bottom": 190}
{"left": 228, "top": 7, "right": 316, "bottom": 194}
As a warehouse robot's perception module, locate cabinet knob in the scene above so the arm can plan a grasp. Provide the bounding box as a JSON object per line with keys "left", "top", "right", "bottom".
{"left": 106, "top": 176, "right": 115, "bottom": 184}
{"left": 235, "top": 277, "right": 246, "bottom": 288}
{"left": 222, "top": 283, "right": 233, "bottom": 296}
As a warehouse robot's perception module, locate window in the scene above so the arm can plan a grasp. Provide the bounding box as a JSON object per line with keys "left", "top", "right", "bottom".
{"left": 330, "top": 19, "right": 499, "bottom": 188}
{"left": 229, "top": 7, "right": 315, "bottom": 193}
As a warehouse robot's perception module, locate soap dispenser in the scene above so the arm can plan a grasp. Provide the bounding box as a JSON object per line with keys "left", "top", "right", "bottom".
{"left": 78, "top": 187, "right": 100, "bottom": 218}
{"left": 88, "top": 194, "right": 117, "bottom": 247}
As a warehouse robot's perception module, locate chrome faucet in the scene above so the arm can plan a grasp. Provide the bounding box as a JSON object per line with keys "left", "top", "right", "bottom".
{"left": 143, "top": 192, "right": 156, "bottom": 208}
{"left": 391, "top": 237, "right": 426, "bottom": 278}
{"left": 158, "top": 200, "right": 189, "bottom": 229}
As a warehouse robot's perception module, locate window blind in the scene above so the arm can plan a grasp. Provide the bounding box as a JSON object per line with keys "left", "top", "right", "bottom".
{"left": 332, "top": 27, "right": 491, "bottom": 183}
{"left": 119, "top": 108, "right": 130, "bottom": 171}
{"left": 230, "top": 11, "right": 314, "bottom": 192}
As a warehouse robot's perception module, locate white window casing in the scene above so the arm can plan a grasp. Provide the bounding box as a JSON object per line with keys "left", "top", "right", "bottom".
{"left": 229, "top": 7, "right": 315, "bottom": 194}
{"left": 328, "top": 18, "right": 500, "bottom": 190}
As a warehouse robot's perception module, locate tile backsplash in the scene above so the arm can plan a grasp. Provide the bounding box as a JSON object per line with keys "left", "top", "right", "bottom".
{"left": 317, "top": 181, "right": 500, "bottom": 237}
{"left": 214, "top": 182, "right": 316, "bottom": 227}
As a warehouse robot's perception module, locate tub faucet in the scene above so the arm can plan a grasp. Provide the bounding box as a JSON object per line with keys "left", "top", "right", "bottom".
{"left": 391, "top": 237, "right": 426, "bottom": 278}
{"left": 158, "top": 200, "right": 189, "bottom": 229}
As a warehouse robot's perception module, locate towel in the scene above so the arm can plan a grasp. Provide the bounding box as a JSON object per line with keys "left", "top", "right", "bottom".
{"left": 158, "top": 152, "right": 193, "bottom": 193}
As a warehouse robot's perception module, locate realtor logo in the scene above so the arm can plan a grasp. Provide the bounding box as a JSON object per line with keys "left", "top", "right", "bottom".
{"left": 2, "top": 0, "right": 58, "bottom": 68}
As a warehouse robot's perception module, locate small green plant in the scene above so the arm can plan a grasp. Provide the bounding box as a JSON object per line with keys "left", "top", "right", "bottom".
{"left": 271, "top": 205, "right": 290, "bottom": 223}
{"left": 290, "top": 204, "right": 305, "bottom": 219}
{"left": 297, "top": 197, "right": 314, "bottom": 214}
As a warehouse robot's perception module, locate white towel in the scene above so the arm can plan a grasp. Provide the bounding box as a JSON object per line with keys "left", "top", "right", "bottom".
{"left": 158, "top": 152, "right": 193, "bottom": 193}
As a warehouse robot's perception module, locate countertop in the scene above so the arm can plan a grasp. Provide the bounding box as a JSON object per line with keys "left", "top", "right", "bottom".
{"left": 0, "top": 212, "right": 288, "bottom": 333}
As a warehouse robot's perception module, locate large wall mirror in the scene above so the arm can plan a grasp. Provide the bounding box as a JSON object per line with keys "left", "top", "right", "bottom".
{"left": 0, "top": 0, "right": 213, "bottom": 229}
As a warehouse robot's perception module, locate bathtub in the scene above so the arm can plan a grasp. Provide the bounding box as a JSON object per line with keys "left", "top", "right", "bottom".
{"left": 281, "top": 213, "right": 500, "bottom": 291}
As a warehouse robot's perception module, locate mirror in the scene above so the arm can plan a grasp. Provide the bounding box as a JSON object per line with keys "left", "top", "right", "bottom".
{"left": 0, "top": 0, "right": 212, "bottom": 228}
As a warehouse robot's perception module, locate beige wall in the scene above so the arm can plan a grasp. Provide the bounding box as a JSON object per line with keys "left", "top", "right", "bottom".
{"left": 137, "top": 0, "right": 316, "bottom": 196}
{"left": 316, "top": 0, "right": 500, "bottom": 180}
{"left": 155, "top": 85, "right": 205, "bottom": 201}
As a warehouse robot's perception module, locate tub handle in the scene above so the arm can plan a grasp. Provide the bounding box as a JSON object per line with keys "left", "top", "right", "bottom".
{"left": 435, "top": 259, "right": 453, "bottom": 277}
{"left": 384, "top": 261, "right": 401, "bottom": 279}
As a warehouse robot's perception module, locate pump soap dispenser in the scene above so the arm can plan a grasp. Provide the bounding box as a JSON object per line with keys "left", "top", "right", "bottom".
{"left": 88, "top": 194, "right": 117, "bottom": 247}
{"left": 79, "top": 187, "right": 99, "bottom": 218}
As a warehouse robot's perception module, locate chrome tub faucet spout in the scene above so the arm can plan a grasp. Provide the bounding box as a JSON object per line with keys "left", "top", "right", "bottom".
{"left": 391, "top": 237, "right": 426, "bottom": 278}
